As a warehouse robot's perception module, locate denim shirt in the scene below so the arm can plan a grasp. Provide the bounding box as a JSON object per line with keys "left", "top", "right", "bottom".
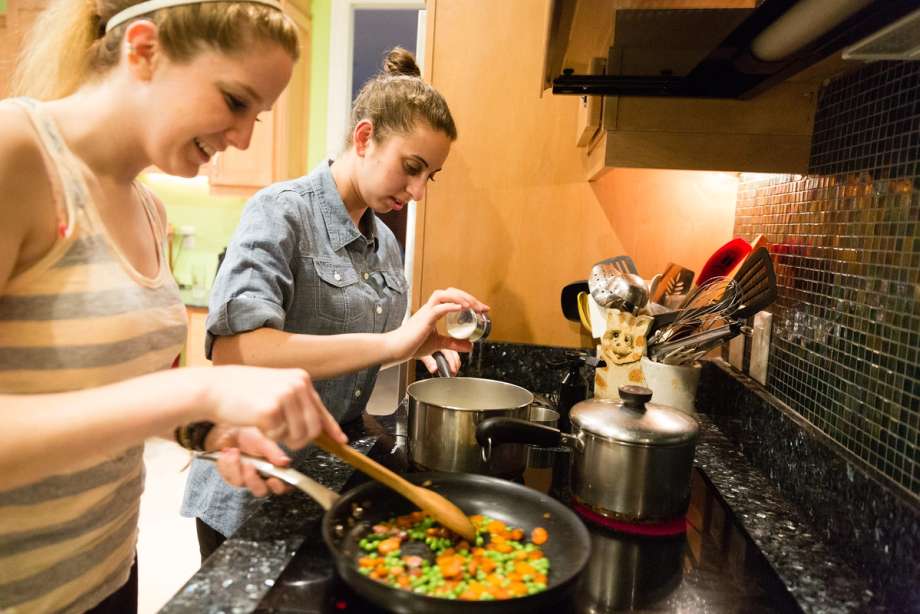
{"left": 181, "top": 161, "right": 408, "bottom": 536}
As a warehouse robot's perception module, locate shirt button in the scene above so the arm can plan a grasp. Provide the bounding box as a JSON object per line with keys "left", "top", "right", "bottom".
{"left": 375, "top": 305, "right": 383, "bottom": 314}
{"left": 354, "top": 389, "right": 362, "bottom": 398}
{"left": 334, "top": 272, "right": 342, "bottom": 281}
{"left": 363, "top": 272, "right": 370, "bottom": 280}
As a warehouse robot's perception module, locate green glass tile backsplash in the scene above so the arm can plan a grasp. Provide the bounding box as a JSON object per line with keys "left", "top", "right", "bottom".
{"left": 734, "top": 61, "right": 919, "bottom": 497}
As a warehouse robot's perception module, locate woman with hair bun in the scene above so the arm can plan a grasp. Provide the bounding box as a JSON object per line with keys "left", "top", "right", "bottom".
{"left": 182, "top": 46, "right": 488, "bottom": 559}
{"left": 0, "top": 1, "right": 349, "bottom": 612}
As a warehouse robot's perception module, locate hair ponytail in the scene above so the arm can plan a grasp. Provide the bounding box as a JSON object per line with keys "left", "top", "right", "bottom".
{"left": 347, "top": 47, "right": 456, "bottom": 148}
{"left": 12, "top": 0, "right": 100, "bottom": 100}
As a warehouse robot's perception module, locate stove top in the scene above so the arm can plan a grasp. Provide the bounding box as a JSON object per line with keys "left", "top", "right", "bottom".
{"left": 255, "top": 429, "right": 801, "bottom": 613}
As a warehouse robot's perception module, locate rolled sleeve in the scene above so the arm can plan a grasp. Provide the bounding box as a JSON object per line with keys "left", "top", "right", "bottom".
{"left": 204, "top": 189, "right": 305, "bottom": 359}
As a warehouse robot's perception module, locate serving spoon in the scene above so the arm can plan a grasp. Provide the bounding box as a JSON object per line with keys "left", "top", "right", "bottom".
{"left": 313, "top": 433, "right": 476, "bottom": 541}
{"left": 198, "top": 436, "right": 477, "bottom": 541}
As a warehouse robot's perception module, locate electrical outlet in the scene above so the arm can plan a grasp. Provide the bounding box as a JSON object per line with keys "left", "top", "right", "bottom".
{"left": 750, "top": 311, "right": 773, "bottom": 385}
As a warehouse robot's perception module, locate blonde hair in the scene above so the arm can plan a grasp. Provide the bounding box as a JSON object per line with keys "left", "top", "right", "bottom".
{"left": 346, "top": 47, "right": 457, "bottom": 148}
{"left": 12, "top": 0, "right": 299, "bottom": 100}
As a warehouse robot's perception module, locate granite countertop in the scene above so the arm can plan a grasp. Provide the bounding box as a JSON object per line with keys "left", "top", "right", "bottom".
{"left": 159, "top": 405, "right": 876, "bottom": 614}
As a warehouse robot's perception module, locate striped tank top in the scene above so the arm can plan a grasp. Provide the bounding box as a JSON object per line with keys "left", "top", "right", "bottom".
{"left": 0, "top": 98, "right": 188, "bottom": 613}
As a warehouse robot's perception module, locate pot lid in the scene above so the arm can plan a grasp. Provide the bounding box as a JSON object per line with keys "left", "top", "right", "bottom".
{"left": 570, "top": 385, "right": 699, "bottom": 445}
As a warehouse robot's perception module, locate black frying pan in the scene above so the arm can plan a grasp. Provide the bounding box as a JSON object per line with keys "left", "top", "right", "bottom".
{"left": 198, "top": 455, "right": 591, "bottom": 613}
{"left": 322, "top": 472, "right": 591, "bottom": 613}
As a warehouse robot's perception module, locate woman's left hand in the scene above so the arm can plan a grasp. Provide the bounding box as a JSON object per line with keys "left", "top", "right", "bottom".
{"left": 207, "top": 425, "right": 293, "bottom": 497}
{"left": 384, "top": 287, "right": 489, "bottom": 363}
{"left": 420, "top": 349, "right": 461, "bottom": 375}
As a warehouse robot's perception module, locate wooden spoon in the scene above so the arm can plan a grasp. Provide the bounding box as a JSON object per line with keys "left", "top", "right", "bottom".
{"left": 314, "top": 433, "right": 477, "bottom": 541}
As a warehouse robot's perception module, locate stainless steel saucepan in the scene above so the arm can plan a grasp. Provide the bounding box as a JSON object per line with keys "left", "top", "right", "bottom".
{"left": 477, "top": 385, "right": 699, "bottom": 522}
{"left": 406, "top": 351, "right": 534, "bottom": 475}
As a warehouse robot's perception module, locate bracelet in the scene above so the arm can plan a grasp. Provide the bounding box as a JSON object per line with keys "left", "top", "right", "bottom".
{"left": 174, "top": 421, "right": 215, "bottom": 451}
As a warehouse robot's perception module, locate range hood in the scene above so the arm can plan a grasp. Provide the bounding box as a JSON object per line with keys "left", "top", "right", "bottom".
{"left": 552, "top": 0, "right": 920, "bottom": 99}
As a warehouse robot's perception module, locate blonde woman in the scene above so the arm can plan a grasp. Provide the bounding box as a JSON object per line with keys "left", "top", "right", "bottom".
{"left": 182, "top": 47, "right": 487, "bottom": 559}
{"left": 0, "top": 1, "right": 348, "bottom": 612}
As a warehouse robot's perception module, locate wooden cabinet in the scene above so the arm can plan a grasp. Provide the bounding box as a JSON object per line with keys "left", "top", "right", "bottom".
{"left": 184, "top": 307, "right": 211, "bottom": 367}
{"left": 209, "top": 0, "right": 312, "bottom": 195}
{"left": 542, "top": 0, "right": 848, "bottom": 176}
{"left": 0, "top": 0, "right": 48, "bottom": 97}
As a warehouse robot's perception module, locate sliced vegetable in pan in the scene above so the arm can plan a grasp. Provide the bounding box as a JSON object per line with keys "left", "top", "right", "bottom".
{"left": 356, "top": 511, "right": 550, "bottom": 600}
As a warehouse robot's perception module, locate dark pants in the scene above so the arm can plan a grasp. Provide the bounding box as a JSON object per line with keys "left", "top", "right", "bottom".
{"left": 196, "top": 518, "right": 227, "bottom": 564}
{"left": 86, "top": 555, "right": 138, "bottom": 614}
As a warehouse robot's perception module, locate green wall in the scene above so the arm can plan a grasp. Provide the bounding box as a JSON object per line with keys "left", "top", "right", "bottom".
{"left": 142, "top": 0, "right": 331, "bottom": 297}
{"left": 307, "top": 0, "right": 330, "bottom": 169}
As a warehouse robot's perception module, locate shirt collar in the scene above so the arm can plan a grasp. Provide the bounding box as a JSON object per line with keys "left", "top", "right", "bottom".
{"left": 311, "top": 160, "right": 380, "bottom": 253}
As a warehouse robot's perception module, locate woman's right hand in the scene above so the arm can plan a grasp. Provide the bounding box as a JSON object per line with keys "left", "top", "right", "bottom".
{"left": 199, "top": 366, "right": 346, "bottom": 450}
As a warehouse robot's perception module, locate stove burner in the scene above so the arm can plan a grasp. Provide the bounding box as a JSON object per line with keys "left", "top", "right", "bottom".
{"left": 572, "top": 500, "right": 687, "bottom": 537}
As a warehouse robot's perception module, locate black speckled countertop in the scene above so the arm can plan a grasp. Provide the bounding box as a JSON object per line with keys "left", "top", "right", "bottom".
{"left": 158, "top": 343, "right": 916, "bottom": 613}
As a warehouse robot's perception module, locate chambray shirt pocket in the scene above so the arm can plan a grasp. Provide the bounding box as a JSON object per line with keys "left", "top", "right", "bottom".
{"left": 307, "top": 256, "right": 364, "bottom": 327}
{"left": 381, "top": 270, "right": 409, "bottom": 330}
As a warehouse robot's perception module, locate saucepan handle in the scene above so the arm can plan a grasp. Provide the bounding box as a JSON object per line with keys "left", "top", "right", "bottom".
{"left": 432, "top": 350, "right": 452, "bottom": 378}
{"left": 476, "top": 417, "right": 563, "bottom": 448}
{"left": 196, "top": 451, "right": 340, "bottom": 511}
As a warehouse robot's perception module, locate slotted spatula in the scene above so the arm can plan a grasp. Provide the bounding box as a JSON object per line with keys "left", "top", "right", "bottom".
{"left": 649, "top": 262, "right": 695, "bottom": 305}
{"left": 732, "top": 246, "right": 777, "bottom": 319}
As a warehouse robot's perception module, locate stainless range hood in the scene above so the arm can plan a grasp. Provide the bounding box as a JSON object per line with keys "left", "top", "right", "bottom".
{"left": 551, "top": 0, "right": 920, "bottom": 99}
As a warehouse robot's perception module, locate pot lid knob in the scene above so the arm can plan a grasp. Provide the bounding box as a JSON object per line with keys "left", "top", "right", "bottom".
{"left": 618, "top": 385, "right": 653, "bottom": 411}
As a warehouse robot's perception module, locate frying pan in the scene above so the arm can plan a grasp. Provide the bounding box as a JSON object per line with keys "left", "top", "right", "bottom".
{"left": 200, "top": 453, "right": 591, "bottom": 613}
{"left": 328, "top": 473, "right": 591, "bottom": 613}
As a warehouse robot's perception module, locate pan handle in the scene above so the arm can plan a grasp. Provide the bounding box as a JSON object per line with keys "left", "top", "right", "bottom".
{"left": 196, "top": 451, "right": 340, "bottom": 511}
{"left": 476, "top": 417, "right": 563, "bottom": 448}
{"left": 432, "top": 351, "right": 452, "bottom": 378}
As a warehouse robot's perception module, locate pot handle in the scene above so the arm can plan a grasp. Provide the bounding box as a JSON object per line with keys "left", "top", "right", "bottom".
{"left": 432, "top": 350, "right": 452, "bottom": 378}
{"left": 476, "top": 417, "right": 562, "bottom": 448}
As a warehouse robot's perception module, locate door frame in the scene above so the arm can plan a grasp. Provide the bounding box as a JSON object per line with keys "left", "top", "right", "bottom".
{"left": 326, "top": 0, "right": 426, "bottom": 161}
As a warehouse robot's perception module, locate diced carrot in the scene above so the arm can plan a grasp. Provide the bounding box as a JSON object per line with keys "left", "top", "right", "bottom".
{"left": 358, "top": 556, "right": 378, "bottom": 568}
{"left": 509, "top": 581, "right": 528, "bottom": 597}
{"left": 528, "top": 549, "right": 544, "bottom": 560}
{"left": 534, "top": 573, "right": 547, "bottom": 584}
{"left": 509, "top": 528, "right": 524, "bottom": 540}
{"left": 377, "top": 537, "right": 401, "bottom": 554}
{"left": 456, "top": 540, "right": 470, "bottom": 552}
{"left": 487, "top": 520, "right": 507, "bottom": 534}
{"left": 514, "top": 561, "right": 536, "bottom": 576}
{"left": 480, "top": 558, "right": 497, "bottom": 573}
{"left": 396, "top": 575, "right": 411, "bottom": 587}
{"left": 531, "top": 526, "right": 549, "bottom": 545}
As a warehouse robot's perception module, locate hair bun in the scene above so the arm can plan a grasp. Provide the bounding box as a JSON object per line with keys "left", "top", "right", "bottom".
{"left": 382, "top": 47, "right": 420, "bottom": 78}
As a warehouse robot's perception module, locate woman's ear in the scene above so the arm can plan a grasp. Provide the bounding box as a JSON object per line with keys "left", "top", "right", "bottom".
{"left": 353, "top": 119, "right": 374, "bottom": 157}
{"left": 123, "top": 20, "right": 160, "bottom": 81}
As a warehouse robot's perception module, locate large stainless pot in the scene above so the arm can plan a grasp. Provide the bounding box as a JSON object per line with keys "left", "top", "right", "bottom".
{"left": 407, "top": 354, "right": 534, "bottom": 475}
{"left": 477, "top": 385, "right": 699, "bottom": 522}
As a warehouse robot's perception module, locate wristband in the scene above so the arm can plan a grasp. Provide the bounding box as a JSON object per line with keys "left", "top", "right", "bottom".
{"left": 174, "top": 421, "right": 215, "bottom": 451}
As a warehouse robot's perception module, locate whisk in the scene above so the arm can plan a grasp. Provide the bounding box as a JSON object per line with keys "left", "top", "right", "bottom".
{"left": 648, "top": 276, "right": 742, "bottom": 347}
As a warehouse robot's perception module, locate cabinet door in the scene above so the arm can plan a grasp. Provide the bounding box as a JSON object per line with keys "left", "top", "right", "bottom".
{"left": 208, "top": 108, "right": 276, "bottom": 192}
{"left": 208, "top": 0, "right": 311, "bottom": 195}
{"left": 1, "top": 0, "right": 49, "bottom": 97}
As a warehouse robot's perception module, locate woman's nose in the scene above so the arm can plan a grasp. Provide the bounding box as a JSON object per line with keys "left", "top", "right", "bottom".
{"left": 407, "top": 176, "right": 426, "bottom": 201}
{"left": 225, "top": 116, "right": 257, "bottom": 151}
